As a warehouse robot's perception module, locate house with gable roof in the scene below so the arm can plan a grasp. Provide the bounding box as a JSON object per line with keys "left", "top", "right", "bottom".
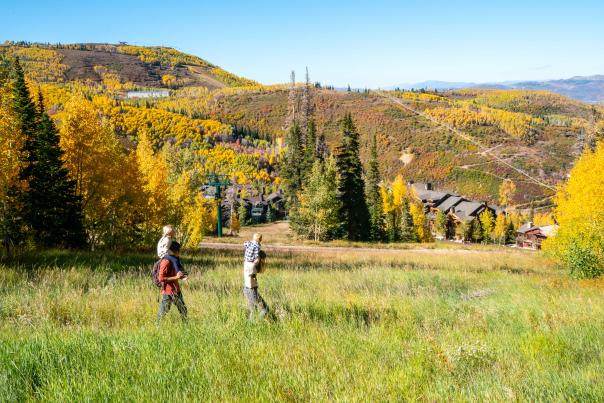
{"left": 409, "top": 182, "right": 499, "bottom": 241}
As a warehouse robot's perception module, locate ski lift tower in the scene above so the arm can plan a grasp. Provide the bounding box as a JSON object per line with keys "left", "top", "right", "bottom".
{"left": 204, "top": 173, "right": 231, "bottom": 238}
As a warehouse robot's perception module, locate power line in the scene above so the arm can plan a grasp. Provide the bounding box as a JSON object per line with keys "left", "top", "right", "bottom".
{"left": 374, "top": 90, "right": 557, "bottom": 192}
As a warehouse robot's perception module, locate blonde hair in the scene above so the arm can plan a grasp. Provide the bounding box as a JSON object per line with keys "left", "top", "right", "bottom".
{"left": 253, "top": 233, "right": 262, "bottom": 242}
{"left": 162, "top": 225, "right": 174, "bottom": 236}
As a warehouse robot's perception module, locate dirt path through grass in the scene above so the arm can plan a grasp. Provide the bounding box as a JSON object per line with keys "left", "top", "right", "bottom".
{"left": 200, "top": 241, "right": 497, "bottom": 255}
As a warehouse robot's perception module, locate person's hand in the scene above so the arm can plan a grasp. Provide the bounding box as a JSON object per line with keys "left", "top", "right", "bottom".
{"left": 176, "top": 272, "right": 184, "bottom": 279}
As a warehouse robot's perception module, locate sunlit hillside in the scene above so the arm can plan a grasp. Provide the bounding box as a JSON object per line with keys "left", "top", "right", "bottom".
{"left": 2, "top": 42, "right": 602, "bottom": 205}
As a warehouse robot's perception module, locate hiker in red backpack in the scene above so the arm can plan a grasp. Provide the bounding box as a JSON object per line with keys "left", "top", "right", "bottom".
{"left": 156, "top": 241, "right": 188, "bottom": 324}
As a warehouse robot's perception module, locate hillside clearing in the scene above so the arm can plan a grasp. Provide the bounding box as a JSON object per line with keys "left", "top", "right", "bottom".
{"left": 1, "top": 248, "right": 602, "bottom": 401}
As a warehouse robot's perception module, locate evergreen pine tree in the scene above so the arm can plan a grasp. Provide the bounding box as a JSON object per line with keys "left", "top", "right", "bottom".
{"left": 238, "top": 204, "right": 248, "bottom": 226}
{"left": 11, "top": 58, "right": 38, "bottom": 141}
{"left": 281, "top": 121, "right": 304, "bottom": 208}
{"left": 400, "top": 198, "right": 417, "bottom": 242}
{"left": 335, "top": 113, "right": 370, "bottom": 241}
{"left": 303, "top": 119, "right": 317, "bottom": 175}
{"left": 365, "top": 133, "right": 385, "bottom": 241}
{"left": 316, "top": 133, "right": 329, "bottom": 161}
{"left": 27, "top": 94, "right": 87, "bottom": 248}
{"left": 6, "top": 58, "right": 38, "bottom": 246}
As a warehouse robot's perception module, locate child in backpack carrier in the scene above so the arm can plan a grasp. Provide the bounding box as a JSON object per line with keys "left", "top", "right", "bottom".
{"left": 157, "top": 225, "right": 188, "bottom": 280}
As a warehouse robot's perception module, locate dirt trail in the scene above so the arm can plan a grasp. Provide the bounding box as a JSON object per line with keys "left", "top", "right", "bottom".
{"left": 200, "top": 242, "right": 492, "bottom": 255}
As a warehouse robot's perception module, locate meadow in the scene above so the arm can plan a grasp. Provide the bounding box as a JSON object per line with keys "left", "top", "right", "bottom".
{"left": 1, "top": 247, "right": 603, "bottom": 401}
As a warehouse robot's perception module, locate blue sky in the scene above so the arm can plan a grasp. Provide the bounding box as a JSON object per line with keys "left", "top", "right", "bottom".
{"left": 2, "top": 0, "right": 603, "bottom": 88}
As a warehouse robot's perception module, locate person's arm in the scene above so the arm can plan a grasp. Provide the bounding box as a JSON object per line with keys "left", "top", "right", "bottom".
{"left": 253, "top": 245, "right": 261, "bottom": 265}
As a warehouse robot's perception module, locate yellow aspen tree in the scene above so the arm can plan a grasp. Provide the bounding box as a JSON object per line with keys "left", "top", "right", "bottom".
{"left": 59, "top": 97, "right": 150, "bottom": 247}
{"left": 0, "top": 84, "right": 25, "bottom": 197}
{"left": 493, "top": 213, "right": 507, "bottom": 244}
{"left": 182, "top": 193, "right": 215, "bottom": 247}
{"left": 391, "top": 175, "right": 407, "bottom": 210}
{"left": 543, "top": 142, "right": 604, "bottom": 277}
{"left": 499, "top": 179, "right": 516, "bottom": 211}
{"left": 409, "top": 200, "right": 432, "bottom": 242}
{"left": 136, "top": 131, "right": 170, "bottom": 240}
{"left": 161, "top": 74, "right": 176, "bottom": 88}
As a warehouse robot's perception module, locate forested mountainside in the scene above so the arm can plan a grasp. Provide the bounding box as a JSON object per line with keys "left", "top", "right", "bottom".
{"left": 2, "top": 42, "right": 602, "bottom": 206}
{"left": 209, "top": 86, "right": 602, "bottom": 204}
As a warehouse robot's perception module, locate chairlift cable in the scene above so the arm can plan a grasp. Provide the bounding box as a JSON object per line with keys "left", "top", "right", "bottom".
{"left": 374, "top": 90, "right": 557, "bottom": 192}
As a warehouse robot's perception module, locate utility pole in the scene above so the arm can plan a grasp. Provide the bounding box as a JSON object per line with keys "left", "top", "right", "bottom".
{"left": 204, "top": 173, "right": 231, "bottom": 238}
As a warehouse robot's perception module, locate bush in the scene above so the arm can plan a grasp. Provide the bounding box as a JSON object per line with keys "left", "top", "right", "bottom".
{"left": 565, "top": 240, "right": 603, "bottom": 279}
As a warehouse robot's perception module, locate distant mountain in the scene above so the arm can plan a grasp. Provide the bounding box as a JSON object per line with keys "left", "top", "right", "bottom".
{"left": 390, "top": 75, "right": 604, "bottom": 103}
{"left": 488, "top": 75, "right": 604, "bottom": 104}
{"left": 389, "top": 80, "right": 478, "bottom": 90}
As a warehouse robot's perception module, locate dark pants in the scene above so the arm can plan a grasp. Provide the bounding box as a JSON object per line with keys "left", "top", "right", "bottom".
{"left": 157, "top": 292, "right": 188, "bottom": 324}
{"left": 243, "top": 287, "right": 269, "bottom": 320}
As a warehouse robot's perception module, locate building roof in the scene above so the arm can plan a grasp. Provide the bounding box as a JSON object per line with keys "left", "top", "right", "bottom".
{"left": 518, "top": 223, "right": 559, "bottom": 237}
{"left": 540, "top": 225, "right": 559, "bottom": 237}
{"left": 410, "top": 183, "right": 440, "bottom": 201}
{"left": 266, "top": 191, "right": 283, "bottom": 203}
{"left": 437, "top": 195, "right": 465, "bottom": 212}
{"left": 244, "top": 195, "right": 268, "bottom": 206}
{"left": 451, "top": 201, "right": 484, "bottom": 221}
{"left": 517, "top": 222, "right": 537, "bottom": 234}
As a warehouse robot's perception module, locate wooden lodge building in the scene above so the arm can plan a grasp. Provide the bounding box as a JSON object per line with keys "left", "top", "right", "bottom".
{"left": 515, "top": 222, "right": 558, "bottom": 249}
{"left": 410, "top": 182, "right": 500, "bottom": 241}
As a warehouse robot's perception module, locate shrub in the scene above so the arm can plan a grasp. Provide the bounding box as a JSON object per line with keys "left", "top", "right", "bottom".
{"left": 565, "top": 240, "right": 603, "bottom": 279}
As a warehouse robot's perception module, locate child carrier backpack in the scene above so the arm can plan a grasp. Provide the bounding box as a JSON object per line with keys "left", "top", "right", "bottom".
{"left": 151, "top": 259, "right": 163, "bottom": 288}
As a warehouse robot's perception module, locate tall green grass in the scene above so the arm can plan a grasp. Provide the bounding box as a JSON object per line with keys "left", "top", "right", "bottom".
{"left": 1, "top": 249, "right": 603, "bottom": 401}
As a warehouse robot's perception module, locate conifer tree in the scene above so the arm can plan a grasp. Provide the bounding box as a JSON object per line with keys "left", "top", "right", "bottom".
{"left": 281, "top": 121, "right": 304, "bottom": 207}
{"left": 9, "top": 58, "right": 38, "bottom": 246}
{"left": 284, "top": 71, "right": 298, "bottom": 131}
{"left": 399, "top": 198, "right": 417, "bottom": 242}
{"left": 316, "top": 133, "right": 329, "bottom": 162}
{"left": 27, "top": 94, "right": 86, "bottom": 247}
{"left": 335, "top": 113, "right": 370, "bottom": 241}
{"left": 11, "top": 58, "right": 37, "bottom": 143}
{"left": 365, "top": 133, "right": 385, "bottom": 241}
{"left": 303, "top": 119, "right": 317, "bottom": 175}
{"left": 300, "top": 67, "right": 314, "bottom": 140}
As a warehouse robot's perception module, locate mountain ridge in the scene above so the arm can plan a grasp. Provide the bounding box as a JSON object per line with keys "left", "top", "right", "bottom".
{"left": 390, "top": 74, "right": 604, "bottom": 103}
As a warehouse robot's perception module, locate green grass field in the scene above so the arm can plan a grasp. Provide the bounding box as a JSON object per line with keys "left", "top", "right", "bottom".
{"left": 1, "top": 247, "right": 603, "bottom": 401}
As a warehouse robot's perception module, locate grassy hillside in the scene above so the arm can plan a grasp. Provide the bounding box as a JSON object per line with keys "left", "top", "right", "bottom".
{"left": 3, "top": 42, "right": 602, "bottom": 205}
{"left": 0, "top": 42, "right": 256, "bottom": 89}
{"left": 207, "top": 86, "right": 599, "bottom": 204}
{"left": 1, "top": 248, "right": 603, "bottom": 401}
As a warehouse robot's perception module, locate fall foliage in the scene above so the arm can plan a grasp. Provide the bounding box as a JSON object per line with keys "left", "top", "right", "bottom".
{"left": 543, "top": 142, "right": 604, "bottom": 278}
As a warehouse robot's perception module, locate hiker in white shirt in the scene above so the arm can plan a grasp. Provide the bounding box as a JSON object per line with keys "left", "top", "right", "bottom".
{"left": 243, "top": 233, "right": 268, "bottom": 320}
